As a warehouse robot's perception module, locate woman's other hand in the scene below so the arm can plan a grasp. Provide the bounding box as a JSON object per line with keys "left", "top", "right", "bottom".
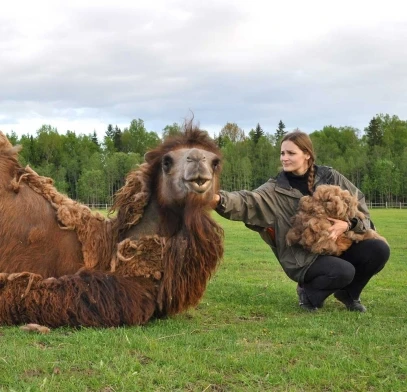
{"left": 327, "top": 218, "right": 349, "bottom": 240}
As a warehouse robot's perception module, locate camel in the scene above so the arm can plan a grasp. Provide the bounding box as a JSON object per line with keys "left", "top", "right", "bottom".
{"left": 0, "top": 125, "right": 223, "bottom": 327}
{"left": 286, "top": 184, "right": 387, "bottom": 256}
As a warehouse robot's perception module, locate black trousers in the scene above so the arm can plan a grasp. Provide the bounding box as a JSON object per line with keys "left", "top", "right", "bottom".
{"left": 303, "top": 239, "right": 390, "bottom": 308}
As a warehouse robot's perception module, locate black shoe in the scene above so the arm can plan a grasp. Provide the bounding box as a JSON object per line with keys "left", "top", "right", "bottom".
{"left": 296, "top": 285, "right": 317, "bottom": 312}
{"left": 334, "top": 290, "right": 367, "bottom": 312}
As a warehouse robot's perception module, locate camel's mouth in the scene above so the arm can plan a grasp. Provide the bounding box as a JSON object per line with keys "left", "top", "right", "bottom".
{"left": 185, "top": 178, "right": 212, "bottom": 193}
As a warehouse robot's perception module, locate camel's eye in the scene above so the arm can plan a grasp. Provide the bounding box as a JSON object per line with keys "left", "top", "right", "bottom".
{"left": 212, "top": 158, "right": 220, "bottom": 170}
{"left": 162, "top": 155, "right": 173, "bottom": 173}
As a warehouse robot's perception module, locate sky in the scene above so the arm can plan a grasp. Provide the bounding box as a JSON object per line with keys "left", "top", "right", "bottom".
{"left": 1, "top": 0, "right": 406, "bottom": 141}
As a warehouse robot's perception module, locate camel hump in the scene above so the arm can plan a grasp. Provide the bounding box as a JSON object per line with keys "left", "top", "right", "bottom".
{"left": 0, "top": 131, "right": 22, "bottom": 155}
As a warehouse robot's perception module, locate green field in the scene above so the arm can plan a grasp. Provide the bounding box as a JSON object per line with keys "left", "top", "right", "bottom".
{"left": 0, "top": 210, "right": 406, "bottom": 391}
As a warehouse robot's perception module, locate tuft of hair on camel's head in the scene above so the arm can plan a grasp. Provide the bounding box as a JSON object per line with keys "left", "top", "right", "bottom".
{"left": 286, "top": 184, "right": 386, "bottom": 256}
{"left": 0, "top": 125, "right": 224, "bottom": 328}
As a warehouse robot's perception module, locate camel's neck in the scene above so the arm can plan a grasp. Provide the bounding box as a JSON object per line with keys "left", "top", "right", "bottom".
{"left": 157, "top": 206, "right": 224, "bottom": 316}
{"left": 119, "top": 198, "right": 161, "bottom": 241}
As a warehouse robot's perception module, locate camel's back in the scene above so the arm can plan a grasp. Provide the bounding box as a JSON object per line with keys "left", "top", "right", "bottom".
{"left": 0, "top": 133, "right": 84, "bottom": 277}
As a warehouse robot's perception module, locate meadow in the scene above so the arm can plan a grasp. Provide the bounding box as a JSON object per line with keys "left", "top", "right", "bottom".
{"left": 0, "top": 209, "right": 406, "bottom": 392}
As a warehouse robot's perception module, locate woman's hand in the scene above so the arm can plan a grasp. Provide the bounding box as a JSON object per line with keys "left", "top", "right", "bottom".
{"left": 327, "top": 218, "right": 349, "bottom": 241}
{"left": 211, "top": 193, "right": 221, "bottom": 209}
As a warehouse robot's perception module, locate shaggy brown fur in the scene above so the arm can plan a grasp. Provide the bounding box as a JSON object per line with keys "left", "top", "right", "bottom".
{"left": 0, "top": 126, "right": 223, "bottom": 327}
{"left": 286, "top": 185, "right": 387, "bottom": 256}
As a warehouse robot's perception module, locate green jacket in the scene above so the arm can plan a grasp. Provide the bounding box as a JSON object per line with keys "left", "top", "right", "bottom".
{"left": 216, "top": 165, "right": 372, "bottom": 284}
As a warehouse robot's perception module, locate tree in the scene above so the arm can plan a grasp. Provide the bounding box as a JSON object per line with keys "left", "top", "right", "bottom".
{"left": 275, "top": 120, "right": 286, "bottom": 143}
{"left": 77, "top": 169, "right": 106, "bottom": 205}
{"left": 18, "top": 134, "right": 40, "bottom": 166}
{"left": 379, "top": 114, "right": 407, "bottom": 158}
{"left": 214, "top": 134, "right": 226, "bottom": 148}
{"left": 249, "top": 123, "right": 264, "bottom": 144}
{"left": 104, "top": 152, "right": 142, "bottom": 200}
{"left": 219, "top": 122, "right": 245, "bottom": 144}
{"left": 106, "top": 124, "right": 114, "bottom": 139}
{"left": 250, "top": 136, "right": 277, "bottom": 188}
{"left": 362, "top": 159, "right": 400, "bottom": 203}
{"left": 162, "top": 123, "right": 182, "bottom": 140}
{"left": 113, "top": 126, "right": 123, "bottom": 152}
{"left": 104, "top": 124, "right": 122, "bottom": 153}
{"left": 5, "top": 131, "right": 18, "bottom": 145}
{"left": 310, "top": 126, "right": 365, "bottom": 187}
{"left": 365, "top": 116, "right": 383, "bottom": 148}
{"left": 91, "top": 131, "right": 99, "bottom": 146}
{"left": 121, "top": 119, "right": 160, "bottom": 155}
{"left": 35, "top": 125, "right": 63, "bottom": 165}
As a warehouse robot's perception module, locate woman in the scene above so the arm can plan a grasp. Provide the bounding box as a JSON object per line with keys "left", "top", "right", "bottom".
{"left": 214, "top": 131, "right": 390, "bottom": 312}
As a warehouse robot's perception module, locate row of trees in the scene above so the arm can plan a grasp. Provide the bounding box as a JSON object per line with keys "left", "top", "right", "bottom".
{"left": 5, "top": 114, "right": 407, "bottom": 204}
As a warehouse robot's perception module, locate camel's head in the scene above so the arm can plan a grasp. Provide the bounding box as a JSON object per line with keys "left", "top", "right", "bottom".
{"left": 156, "top": 146, "right": 220, "bottom": 200}
{"left": 145, "top": 127, "right": 222, "bottom": 208}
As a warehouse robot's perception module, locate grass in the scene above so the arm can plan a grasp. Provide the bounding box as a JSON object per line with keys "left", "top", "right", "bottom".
{"left": 0, "top": 210, "right": 406, "bottom": 391}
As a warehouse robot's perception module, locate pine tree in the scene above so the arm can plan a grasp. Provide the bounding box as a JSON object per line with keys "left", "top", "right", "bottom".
{"left": 113, "top": 125, "right": 122, "bottom": 151}
{"left": 106, "top": 124, "right": 114, "bottom": 139}
{"left": 365, "top": 116, "right": 383, "bottom": 147}
{"left": 251, "top": 123, "right": 264, "bottom": 144}
{"left": 275, "top": 120, "right": 286, "bottom": 142}
{"left": 91, "top": 131, "right": 99, "bottom": 146}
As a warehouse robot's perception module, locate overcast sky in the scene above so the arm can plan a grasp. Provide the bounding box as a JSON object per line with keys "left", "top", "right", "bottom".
{"left": 1, "top": 0, "right": 406, "bottom": 141}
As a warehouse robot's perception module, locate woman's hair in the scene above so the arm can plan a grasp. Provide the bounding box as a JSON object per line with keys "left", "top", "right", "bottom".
{"left": 281, "top": 131, "right": 316, "bottom": 194}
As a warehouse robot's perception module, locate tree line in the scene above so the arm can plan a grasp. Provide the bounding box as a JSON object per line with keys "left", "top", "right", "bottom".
{"left": 5, "top": 113, "right": 407, "bottom": 205}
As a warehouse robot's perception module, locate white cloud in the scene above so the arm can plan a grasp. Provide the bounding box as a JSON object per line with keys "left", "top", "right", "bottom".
{"left": 1, "top": 0, "right": 406, "bottom": 140}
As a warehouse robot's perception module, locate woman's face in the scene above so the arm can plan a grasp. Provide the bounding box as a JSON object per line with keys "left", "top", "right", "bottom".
{"left": 280, "top": 140, "right": 310, "bottom": 175}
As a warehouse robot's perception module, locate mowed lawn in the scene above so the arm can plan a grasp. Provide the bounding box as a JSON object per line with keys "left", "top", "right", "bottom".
{"left": 0, "top": 210, "right": 406, "bottom": 391}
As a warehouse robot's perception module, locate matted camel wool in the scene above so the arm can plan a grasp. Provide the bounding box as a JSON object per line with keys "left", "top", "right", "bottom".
{"left": 286, "top": 184, "right": 387, "bottom": 256}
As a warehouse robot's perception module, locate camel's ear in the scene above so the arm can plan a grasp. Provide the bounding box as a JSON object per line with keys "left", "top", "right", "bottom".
{"left": 144, "top": 151, "right": 153, "bottom": 164}
{"left": 0, "top": 131, "right": 13, "bottom": 150}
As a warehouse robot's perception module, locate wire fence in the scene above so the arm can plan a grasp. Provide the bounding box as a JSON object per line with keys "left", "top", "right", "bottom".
{"left": 366, "top": 202, "right": 407, "bottom": 209}
{"left": 86, "top": 202, "right": 407, "bottom": 211}
{"left": 85, "top": 204, "right": 113, "bottom": 210}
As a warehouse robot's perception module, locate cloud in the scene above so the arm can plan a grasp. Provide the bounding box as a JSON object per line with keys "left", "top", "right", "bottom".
{"left": 1, "top": 0, "right": 406, "bottom": 140}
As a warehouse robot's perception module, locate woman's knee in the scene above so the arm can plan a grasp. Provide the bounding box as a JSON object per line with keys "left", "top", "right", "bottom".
{"left": 333, "top": 262, "right": 355, "bottom": 286}
{"left": 344, "top": 238, "right": 390, "bottom": 267}
{"left": 306, "top": 256, "right": 355, "bottom": 287}
{"left": 369, "top": 239, "right": 390, "bottom": 272}
{"left": 373, "top": 239, "right": 391, "bottom": 261}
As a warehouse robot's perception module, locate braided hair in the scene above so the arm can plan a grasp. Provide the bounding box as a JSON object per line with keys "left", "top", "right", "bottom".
{"left": 281, "top": 131, "right": 316, "bottom": 194}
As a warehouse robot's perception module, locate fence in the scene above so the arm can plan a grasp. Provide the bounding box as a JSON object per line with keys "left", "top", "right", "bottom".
{"left": 367, "top": 202, "right": 407, "bottom": 209}
{"left": 85, "top": 204, "right": 112, "bottom": 210}
{"left": 86, "top": 202, "right": 407, "bottom": 210}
